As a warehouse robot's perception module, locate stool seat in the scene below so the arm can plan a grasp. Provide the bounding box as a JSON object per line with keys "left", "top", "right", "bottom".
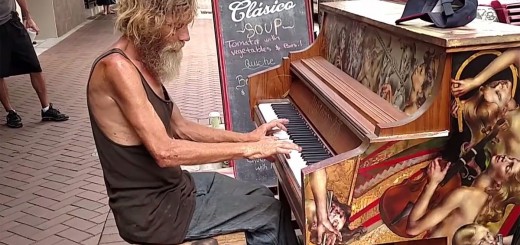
{"left": 180, "top": 232, "right": 246, "bottom": 245}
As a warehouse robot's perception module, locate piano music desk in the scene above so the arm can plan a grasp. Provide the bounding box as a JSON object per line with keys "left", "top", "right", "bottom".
{"left": 249, "top": 0, "right": 520, "bottom": 244}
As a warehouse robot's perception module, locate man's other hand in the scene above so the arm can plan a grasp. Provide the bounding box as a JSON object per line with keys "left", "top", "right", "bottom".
{"left": 248, "top": 119, "right": 289, "bottom": 141}
{"left": 244, "top": 137, "right": 300, "bottom": 160}
{"left": 24, "top": 17, "right": 40, "bottom": 35}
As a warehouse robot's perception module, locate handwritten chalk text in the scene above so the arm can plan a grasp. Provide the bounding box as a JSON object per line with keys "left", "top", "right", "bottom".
{"left": 229, "top": 0, "right": 296, "bottom": 22}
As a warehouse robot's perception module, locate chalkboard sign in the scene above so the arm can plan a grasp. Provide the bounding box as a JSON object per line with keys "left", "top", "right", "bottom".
{"left": 212, "top": 0, "right": 314, "bottom": 187}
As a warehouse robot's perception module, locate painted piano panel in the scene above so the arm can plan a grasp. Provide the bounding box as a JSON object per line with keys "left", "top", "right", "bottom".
{"left": 300, "top": 2, "right": 520, "bottom": 245}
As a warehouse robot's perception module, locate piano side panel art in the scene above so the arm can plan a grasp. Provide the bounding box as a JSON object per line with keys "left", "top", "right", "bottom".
{"left": 302, "top": 138, "right": 447, "bottom": 245}
{"left": 302, "top": 48, "right": 520, "bottom": 244}
{"left": 445, "top": 48, "right": 520, "bottom": 238}
{"left": 323, "top": 14, "right": 441, "bottom": 115}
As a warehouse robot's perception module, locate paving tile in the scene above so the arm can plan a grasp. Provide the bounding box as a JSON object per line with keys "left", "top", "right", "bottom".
{"left": 32, "top": 224, "right": 69, "bottom": 241}
{"left": 8, "top": 223, "right": 43, "bottom": 240}
{"left": 0, "top": 230, "right": 15, "bottom": 240}
{"left": 2, "top": 234, "right": 34, "bottom": 245}
{"left": 80, "top": 183, "right": 106, "bottom": 193}
{"left": 39, "top": 180, "right": 69, "bottom": 191}
{"left": 0, "top": 221, "right": 20, "bottom": 231}
{"left": 1, "top": 177, "right": 28, "bottom": 189}
{"left": 0, "top": 193, "right": 14, "bottom": 204}
{"left": 90, "top": 212, "right": 109, "bottom": 224}
{"left": 81, "top": 234, "right": 101, "bottom": 245}
{"left": 76, "top": 190, "right": 105, "bottom": 202}
{"left": 86, "top": 223, "right": 105, "bottom": 235}
{"left": 72, "top": 198, "right": 105, "bottom": 211}
{"left": 29, "top": 196, "right": 60, "bottom": 208}
{"left": 36, "top": 214, "right": 74, "bottom": 230}
{"left": 4, "top": 193, "right": 39, "bottom": 207}
{"left": 58, "top": 227, "right": 93, "bottom": 242}
{"left": 99, "top": 233, "right": 125, "bottom": 244}
{"left": 54, "top": 239, "right": 82, "bottom": 245}
{"left": 32, "top": 235, "right": 67, "bottom": 245}
{"left": 63, "top": 217, "right": 97, "bottom": 231}
{"left": 68, "top": 208, "right": 102, "bottom": 220}
{"left": 48, "top": 196, "right": 82, "bottom": 211}
{"left": 16, "top": 214, "right": 48, "bottom": 226}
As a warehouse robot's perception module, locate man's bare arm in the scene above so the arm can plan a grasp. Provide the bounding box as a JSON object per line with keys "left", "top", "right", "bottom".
{"left": 14, "top": 0, "right": 29, "bottom": 18}
{"left": 170, "top": 107, "right": 254, "bottom": 143}
{"left": 101, "top": 58, "right": 299, "bottom": 167}
{"left": 15, "top": 0, "right": 39, "bottom": 34}
{"left": 406, "top": 187, "right": 465, "bottom": 236}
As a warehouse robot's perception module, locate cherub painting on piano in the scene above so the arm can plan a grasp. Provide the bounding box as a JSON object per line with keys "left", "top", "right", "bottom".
{"left": 305, "top": 169, "right": 367, "bottom": 245}
{"left": 324, "top": 14, "right": 441, "bottom": 114}
{"left": 306, "top": 193, "right": 367, "bottom": 245}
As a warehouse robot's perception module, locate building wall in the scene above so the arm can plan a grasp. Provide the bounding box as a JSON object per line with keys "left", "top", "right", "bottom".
{"left": 26, "top": 0, "right": 57, "bottom": 39}
{"left": 24, "top": 0, "right": 97, "bottom": 39}
{"left": 53, "top": 0, "right": 85, "bottom": 37}
{"left": 199, "top": 0, "right": 211, "bottom": 11}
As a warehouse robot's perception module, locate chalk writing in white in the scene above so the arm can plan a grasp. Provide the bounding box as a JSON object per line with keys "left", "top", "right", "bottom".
{"left": 230, "top": 45, "right": 272, "bottom": 58}
{"left": 243, "top": 57, "right": 275, "bottom": 71}
{"left": 237, "top": 18, "right": 283, "bottom": 39}
{"left": 235, "top": 75, "right": 248, "bottom": 95}
{"left": 229, "top": 0, "right": 296, "bottom": 22}
{"left": 225, "top": 38, "right": 260, "bottom": 48}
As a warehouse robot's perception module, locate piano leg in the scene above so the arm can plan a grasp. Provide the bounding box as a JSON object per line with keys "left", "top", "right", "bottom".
{"left": 277, "top": 180, "right": 301, "bottom": 235}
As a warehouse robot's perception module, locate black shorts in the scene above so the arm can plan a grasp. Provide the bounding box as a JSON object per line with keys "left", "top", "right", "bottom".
{"left": 0, "top": 12, "right": 42, "bottom": 78}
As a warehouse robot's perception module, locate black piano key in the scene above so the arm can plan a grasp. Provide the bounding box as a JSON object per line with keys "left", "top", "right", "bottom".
{"left": 295, "top": 141, "right": 321, "bottom": 146}
{"left": 302, "top": 152, "right": 329, "bottom": 157}
{"left": 271, "top": 103, "right": 333, "bottom": 165}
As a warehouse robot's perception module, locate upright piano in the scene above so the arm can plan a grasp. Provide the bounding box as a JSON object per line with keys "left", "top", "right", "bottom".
{"left": 249, "top": 0, "right": 520, "bottom": 244}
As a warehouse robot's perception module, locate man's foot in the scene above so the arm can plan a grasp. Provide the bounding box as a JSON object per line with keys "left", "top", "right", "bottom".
{"left": 6, "top": 110, "right": 23, "bottom": 128}
{"left": 41, "top": 103, "right": 69, "bottom": 122}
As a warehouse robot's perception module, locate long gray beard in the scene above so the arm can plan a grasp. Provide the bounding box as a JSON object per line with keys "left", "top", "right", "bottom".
{"left": 156, "top": 48, "right": 183, "bottom": 84}
{"left": 139, "top": 42, "right": 183, "bottom": 84}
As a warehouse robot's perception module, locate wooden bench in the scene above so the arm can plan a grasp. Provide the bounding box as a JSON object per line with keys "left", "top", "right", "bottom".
{"left": 179, "top": 232, "right": 246, "bottom": 245}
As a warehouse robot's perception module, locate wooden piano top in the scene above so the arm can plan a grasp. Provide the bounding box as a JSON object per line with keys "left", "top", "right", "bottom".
{"left": 321, "top": 0, "right": 520, "bottom": 49}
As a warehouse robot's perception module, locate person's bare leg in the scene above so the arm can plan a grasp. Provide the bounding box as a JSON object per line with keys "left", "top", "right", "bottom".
{"left": 0, "top": 77, "right": 23, "bottom": 128}
{"left": 29, "top": 72, "right": 69, "bottom": 121}
{"left": 29, "top": 72, "right": 49, "bottom": 108}
{"left": 0, "top": 77, "right": 14, "bottom": 111}
{"left": 108, "top": 5, "right": 115, "bottom": 14}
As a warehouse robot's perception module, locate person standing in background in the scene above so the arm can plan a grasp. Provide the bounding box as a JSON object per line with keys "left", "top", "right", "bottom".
{"left": 97, "top": 0, "right": 115, "bottom": 15}
{"left": 0, "top": 0, "right": 69, "bottom": 128}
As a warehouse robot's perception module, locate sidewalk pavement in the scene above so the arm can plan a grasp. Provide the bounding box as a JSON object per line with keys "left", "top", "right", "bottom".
{"left": 0, "top": 14, "right": 222, "bottom": 245}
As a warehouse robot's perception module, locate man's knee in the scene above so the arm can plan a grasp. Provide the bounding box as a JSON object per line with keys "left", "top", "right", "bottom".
{"left": 257, "top": 195, "right": 281, "bottom": 218}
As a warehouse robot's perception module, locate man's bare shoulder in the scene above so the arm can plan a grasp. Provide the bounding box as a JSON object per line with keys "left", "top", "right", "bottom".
{"left": 94, "top": 54, "right": 138, "bottom": 84}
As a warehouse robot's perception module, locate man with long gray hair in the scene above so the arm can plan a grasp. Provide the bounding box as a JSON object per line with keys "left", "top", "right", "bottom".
{"left": 86, "top": 0, "right": 300, "bottom": 244}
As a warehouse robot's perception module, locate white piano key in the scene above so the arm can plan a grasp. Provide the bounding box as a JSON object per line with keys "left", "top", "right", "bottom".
{"left": 259, "top": 102, "right": 307, "bottom": 187}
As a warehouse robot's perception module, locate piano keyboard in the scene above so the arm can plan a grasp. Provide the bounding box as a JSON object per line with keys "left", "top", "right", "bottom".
{"left": 258, "top": 102, "right": 333, "bottom": 186}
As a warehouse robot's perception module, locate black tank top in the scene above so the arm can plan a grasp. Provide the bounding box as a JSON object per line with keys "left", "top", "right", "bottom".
{"left": 86, "top": 48, "right": 195, "bottom": 244}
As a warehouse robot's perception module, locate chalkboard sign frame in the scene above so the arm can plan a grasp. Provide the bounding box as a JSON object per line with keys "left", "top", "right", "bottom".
{"left": 211, "top": 0, "right": 315, "bottom": 187}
